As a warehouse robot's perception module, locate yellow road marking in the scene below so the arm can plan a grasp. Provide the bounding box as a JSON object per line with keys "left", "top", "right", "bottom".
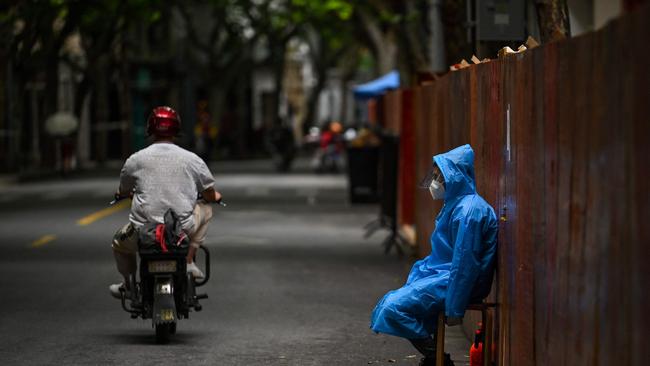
{"left": 31, "top": 234, "right": 56, "bottom": 248}
{"left": 77, "top": 199, "right": 130, "bottom": 226}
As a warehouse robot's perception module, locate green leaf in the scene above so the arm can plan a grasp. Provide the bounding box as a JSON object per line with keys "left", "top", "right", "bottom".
{"left": 149, "top": 10, "right": 161, "bottom": 22}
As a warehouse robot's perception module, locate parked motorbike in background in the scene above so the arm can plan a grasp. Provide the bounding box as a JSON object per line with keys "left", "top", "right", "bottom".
{"left": 313, "top": 121, "right": 345, "bottom": 173}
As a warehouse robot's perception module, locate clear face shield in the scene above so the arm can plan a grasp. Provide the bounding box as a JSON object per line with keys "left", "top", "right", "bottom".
{"left": 419, "top": 164, "right": 445, "bottom": 200}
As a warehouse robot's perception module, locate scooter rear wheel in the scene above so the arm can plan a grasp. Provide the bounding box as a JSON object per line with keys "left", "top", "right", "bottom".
{"left": 155, "top": 323, "right": 172, "bottom": 344}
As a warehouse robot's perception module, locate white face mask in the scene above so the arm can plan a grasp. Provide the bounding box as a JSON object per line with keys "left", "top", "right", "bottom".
{"left": 429, "top": 178, "right": 445, "bottom": 200}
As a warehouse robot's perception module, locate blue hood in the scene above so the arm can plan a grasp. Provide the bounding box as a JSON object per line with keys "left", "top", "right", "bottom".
{"left": 433, "top": 144, "right": 476, "bottom": 201}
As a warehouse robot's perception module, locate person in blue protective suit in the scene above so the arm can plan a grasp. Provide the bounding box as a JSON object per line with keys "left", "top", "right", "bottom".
{"left": 370, "top": 144, "right": 498, "bottom": 366}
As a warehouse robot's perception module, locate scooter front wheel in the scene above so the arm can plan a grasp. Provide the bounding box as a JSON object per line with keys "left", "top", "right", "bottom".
{"left": 155, "top": 323, "right": 173, "bottom": 344}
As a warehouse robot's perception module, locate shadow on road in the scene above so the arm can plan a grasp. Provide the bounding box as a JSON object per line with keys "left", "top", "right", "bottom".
{"left": 98, "top": 331, "right": 206, "bottom": 346}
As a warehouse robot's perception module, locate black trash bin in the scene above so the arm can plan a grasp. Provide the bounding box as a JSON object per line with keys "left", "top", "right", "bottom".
{"left": 346, "top": 146, "right": 380, "bottom": 203}
{"left": 378, "top": 134, "right": 399, "bottom": 224}
{"left": 362, "top": 133, "right": 408, "bottom": 255}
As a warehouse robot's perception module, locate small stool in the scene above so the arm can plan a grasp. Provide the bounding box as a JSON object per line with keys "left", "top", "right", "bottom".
{"left": 435, "top": 302, "right": 496, "bottom": 366}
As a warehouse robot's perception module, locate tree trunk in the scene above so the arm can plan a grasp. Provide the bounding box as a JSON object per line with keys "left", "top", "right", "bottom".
{"left": 428, "top": 0, "right": 446, "bottom": 72}
{"left": 357, "top": 7, "right": 398, "bottom": 75}
{"left": 208, "top": 86, "right": 227, "bottom": 124}
{"left": 376, "top": 33, "right": 399, "bottom": 75}
{"left": 0, "top": 51, "right": 7, "bottom": 171}
{"left": 11, "top": 71, "right": 26, "bottom": 170}
{"left": 95, "top": 56, "right": 110, "bottom": 164}
{"left": 73, "top": 75, "right": 91, "bottom": 168}
{"left": 40, "top": 62, "right": 60, "bottom": 170}
{"left": 339, "top": 79, "right": 348, "bottom": 126}
{"left": 536, "top": 0, "right": 571, "bottom": 43}
{"left": 270, "top": 42, "right": 287, "bottom": 127}
{"left": 304, "top": 64, "right": 328, "bottom": 132}
{"left": 235, "top": 74, "right": 249, "bottom": 157}
{"left": 29, "top": 84, "right": 41, "bottom": 168}
{"left": 208, "top": 85, "right": 227, "bottom": 158}
{"left": 44, "top": 61, "right": 59, "bottom": 118}
{"left": 118, "top": 48, "right": 132, "bottom": 158}
{"left": 399, "top": 0, "right": 429, "bottom": 75}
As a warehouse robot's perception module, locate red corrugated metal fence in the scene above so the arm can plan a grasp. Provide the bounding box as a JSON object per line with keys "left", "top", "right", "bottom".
{"left": 387, "top": 5, "right": 649, "bottom": 365}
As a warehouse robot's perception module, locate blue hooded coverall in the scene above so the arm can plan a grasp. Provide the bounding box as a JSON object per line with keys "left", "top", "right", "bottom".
{"left": 370, "top": 144, "right": 498, "bottom": 339}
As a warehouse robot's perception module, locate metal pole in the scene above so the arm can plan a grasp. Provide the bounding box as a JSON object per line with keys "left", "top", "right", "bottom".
{"left": 30, "top": 87, "right": 41, "bottom": 167}
{"left": 429, "top": 0, "right": 447, "bottom": 72}
{"left": 5, "top": 58, "right": 13, "bottom": 171}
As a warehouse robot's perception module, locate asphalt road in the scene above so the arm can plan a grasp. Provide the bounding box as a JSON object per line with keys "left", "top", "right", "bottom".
{"left": 0, "top": 167, "right": 469, "bottom": 365}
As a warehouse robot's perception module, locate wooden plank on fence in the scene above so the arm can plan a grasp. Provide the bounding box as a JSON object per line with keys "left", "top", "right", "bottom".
{"left": 607, "top": 16, "right": 633, "bottom": 365}
{"left": 414, "top": 84, "right": 437, "bottom": 257}
{"left": 539, "top": 40, "right": 560, "bottom": 366}
{"left": 585, "top": 25, "right": 608, "bottom": 365}
{"left": 398, "top": 89, "right": 416, "bottom": 226}
{"left": 629, "top": 6, "right": 650, "bottom": 365}
{"left": 564, "top": 29, "right": 592, "bottom": 366}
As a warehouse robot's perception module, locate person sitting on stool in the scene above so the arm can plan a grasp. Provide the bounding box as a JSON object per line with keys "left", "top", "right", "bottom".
{"left": 370, "top": 144, "right": 498, "bottom": 366}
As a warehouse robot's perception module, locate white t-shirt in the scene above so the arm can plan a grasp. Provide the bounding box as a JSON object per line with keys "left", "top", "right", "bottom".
{"left": 119, "top": 142, "right": 215, "bottom": 231}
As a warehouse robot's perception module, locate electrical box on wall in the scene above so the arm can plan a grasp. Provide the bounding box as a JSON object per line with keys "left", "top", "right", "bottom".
{"left": 477, "top": 0, "right": 525, "bottom": 41}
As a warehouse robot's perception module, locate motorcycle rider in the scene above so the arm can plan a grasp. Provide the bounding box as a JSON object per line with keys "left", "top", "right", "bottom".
{"left": 109, "top": 106, "right": 222, "bottom": 298}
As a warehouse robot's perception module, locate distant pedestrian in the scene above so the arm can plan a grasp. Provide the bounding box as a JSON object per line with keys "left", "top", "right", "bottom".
{"left": 315, "top": 121, "right": 344, "bottom": 173}
{"left": 370, "top": 144, "right": 498, "bottom": 366}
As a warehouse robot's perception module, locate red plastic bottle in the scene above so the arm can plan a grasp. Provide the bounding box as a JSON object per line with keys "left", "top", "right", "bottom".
{"left": 469, "top": 325, "right": 484, "bottom": 366}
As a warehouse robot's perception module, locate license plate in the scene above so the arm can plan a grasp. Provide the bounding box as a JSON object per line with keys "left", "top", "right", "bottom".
{"left": 148, "top": 260, "right": 177, "bottom": 273}
{"left": 160, "top": 309, "right": 175, "bottom": 321}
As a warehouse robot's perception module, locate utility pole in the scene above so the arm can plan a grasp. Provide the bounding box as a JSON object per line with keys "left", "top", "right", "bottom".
{"left": 429, "top": 0, "right": 447, "bottom": 72}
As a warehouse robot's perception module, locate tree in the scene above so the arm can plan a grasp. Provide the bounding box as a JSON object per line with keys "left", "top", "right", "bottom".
{"left": 5, "top": 0, "right": 82, "bottom": 168}
{"left": 351, "top": 0, "right": 447, "bottom": 79}
{"left": 535, "top": 0, "right": 571, "bottom": 43}
{"left": 0, "top": 3, "right": 18, "bottom": 170}
{"left": 59, "top": 1, "right": 163, "bottom": 164}
{"left": 289, "top": 0, "right": 356, "bottom": 128}
{"left": 353, "top": 0, "right": 399, "bottom": 75}
{"left": 243, "top": 0, "right": 299, "bottom": 128}
{"left": 175, "top": 0, "right": 259, "bottom": 123}
{"left": 3, "top": 0, "right": 165, "bottom": 167}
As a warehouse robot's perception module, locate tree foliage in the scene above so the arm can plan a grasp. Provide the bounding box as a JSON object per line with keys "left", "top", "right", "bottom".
{"left": 2, "top": 0, "right": 446, "bottom": 163}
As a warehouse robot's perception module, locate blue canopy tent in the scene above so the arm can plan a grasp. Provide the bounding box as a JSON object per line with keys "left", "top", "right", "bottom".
{"left": 353, "top": 70, "right": 400, "bottom": 100}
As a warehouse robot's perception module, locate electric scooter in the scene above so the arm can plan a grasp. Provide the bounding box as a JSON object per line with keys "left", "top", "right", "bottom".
{"left": 110, "top": 196, "right": 225, "bottom": 343}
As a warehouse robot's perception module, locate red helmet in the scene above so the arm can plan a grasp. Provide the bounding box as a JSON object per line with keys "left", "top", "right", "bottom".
{"left": 147, "top": 106, "right": 181, "bottom": 137}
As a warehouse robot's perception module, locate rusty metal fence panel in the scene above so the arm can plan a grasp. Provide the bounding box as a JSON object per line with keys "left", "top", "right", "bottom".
{"left": 394, "top": 4, "right": 649, "bottom": 365}
{"left": 397, "top": 89, "right": 416, "bottom": 226}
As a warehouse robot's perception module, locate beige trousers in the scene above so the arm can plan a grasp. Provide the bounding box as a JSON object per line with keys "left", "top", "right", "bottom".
{"left": 112, "top": 202, "right": 213, "bottom": 277}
